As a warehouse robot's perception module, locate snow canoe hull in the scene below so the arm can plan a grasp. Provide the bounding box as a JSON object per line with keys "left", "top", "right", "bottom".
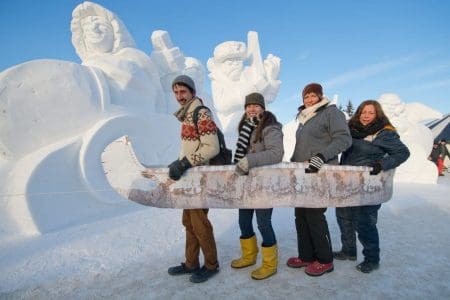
{"left": 102, "top": 136, "right": 394, "bottom": 208}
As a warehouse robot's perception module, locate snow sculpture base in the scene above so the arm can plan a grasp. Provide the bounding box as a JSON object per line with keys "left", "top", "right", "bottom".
{"left": 103, "top": 137, "right": 394, "bottom": 208}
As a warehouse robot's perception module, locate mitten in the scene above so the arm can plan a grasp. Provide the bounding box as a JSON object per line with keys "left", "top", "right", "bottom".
{"left": 168, "top": 157, "right": 192, "bottom": 180}
{"left": 369, "top": 161, "right": 383, "bottom": 175}
{"left": 305, "top": 153, "right": 325, "bottom": 173}
{"left": 235, "top": 157, "right": 249, "bottom": 176}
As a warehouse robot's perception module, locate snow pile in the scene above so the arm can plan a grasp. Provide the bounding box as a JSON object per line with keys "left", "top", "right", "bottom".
{"left": 1, "top": 177, "right": 449, "bottom": 298}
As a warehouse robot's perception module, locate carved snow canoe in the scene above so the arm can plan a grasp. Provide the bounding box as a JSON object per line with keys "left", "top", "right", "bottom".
{"left": 102, "top": 136, "right": 394, "bottom": 208}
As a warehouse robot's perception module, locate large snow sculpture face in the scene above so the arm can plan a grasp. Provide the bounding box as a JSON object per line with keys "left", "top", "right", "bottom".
{"left": 81, "top": 16, "right": 114, "bottom": 53}
{"left": 221, "top": 58, "right": 244, "bottom": 81}
{"left": 71, "top": 1, "right": 136, "bottom": 62}
{"left": 378, "top": 93, "right": 407, "bottom": 121}
{"left": 212, "top": 41, "right": 246, "bottom": 82}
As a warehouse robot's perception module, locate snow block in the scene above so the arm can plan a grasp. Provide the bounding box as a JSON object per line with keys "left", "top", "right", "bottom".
{"left": 103, "top": 137, "right": 394, "bottom": 208}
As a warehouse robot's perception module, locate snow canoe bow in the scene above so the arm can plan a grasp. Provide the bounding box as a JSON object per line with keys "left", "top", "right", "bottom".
{"left": 102, "top": 136, "right": 394, "bottom": 208}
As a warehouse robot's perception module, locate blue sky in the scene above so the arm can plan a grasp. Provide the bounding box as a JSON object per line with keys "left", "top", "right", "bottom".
{"left": 1, "top": 0, "right": 449, "bottom": 123}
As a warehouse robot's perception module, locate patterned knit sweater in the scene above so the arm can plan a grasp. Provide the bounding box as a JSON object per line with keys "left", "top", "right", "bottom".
{"left": 176, "top": 98, "right": 220, "bottom": 166}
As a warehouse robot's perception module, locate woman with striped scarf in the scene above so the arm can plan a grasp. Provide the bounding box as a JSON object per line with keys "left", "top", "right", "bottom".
{"left": 231, "top": 92, "right": 284, "bottom": 280}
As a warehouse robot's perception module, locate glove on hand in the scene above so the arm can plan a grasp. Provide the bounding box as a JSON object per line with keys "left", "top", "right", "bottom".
{"left": 168, "top": 157, "right": 192, "bottom": 180}
{"left": 305, "top": 153, "right": 325, "bottom": 173}
{"left": 235, "top": 157, "right": 249, "bottom": 176}
{"left": 369, "top": 161, "right": 383, "bottom": 175}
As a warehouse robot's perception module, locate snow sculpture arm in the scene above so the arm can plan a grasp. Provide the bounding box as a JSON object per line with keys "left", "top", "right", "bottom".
{"left": 246, "top": 31, "right": 281, "bottom": 103}
{"left": 150, "top": 30, "right": 185, "bottom": 76}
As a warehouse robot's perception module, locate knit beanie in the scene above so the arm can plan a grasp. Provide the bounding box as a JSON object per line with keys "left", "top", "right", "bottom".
{"left": 245, "top": 92, "right": 265, "bottom": 109}
{"left": 302, "top": 83, "right": 323, "bottom": 99}
{"left": 172, "top": 75, "right": 196, "bottom": 94}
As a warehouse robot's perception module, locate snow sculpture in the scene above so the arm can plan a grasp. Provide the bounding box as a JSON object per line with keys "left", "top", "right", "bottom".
{"left": 71, "top": 1, "right": 164, "bottom": 114}
{"left": 379, "top": 93, "right": 437, "bottom": 183}
{"left": 207, "top": 32, "right": 281, "bottom": 144}
{"left": 404, "top": 102, "right": 442, "bottom": 124}
{"left": 183, "top": 57, "right": 219, "bottom": 125}
{"left": 150, "top": 30, "right": 186, "bottom": 113}
{"left": 0, "top": 1, "right": 179, "bottom": 243}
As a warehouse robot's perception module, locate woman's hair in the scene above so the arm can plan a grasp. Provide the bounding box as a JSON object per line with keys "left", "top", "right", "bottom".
{"left": 238, "top": 110, "right": 278, "bottom": 143}
{"left": 348, "top": 100, "right": 393, "bottom": 128}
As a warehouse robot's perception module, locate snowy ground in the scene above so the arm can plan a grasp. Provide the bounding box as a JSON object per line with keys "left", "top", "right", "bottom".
{"left": 1, "top": 175, "right": 449, "bottom": 300}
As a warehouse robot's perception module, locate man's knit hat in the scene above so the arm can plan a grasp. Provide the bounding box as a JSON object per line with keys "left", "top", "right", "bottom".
{"left": 245, "top": 92, "right": 265, "bottom": 109}
{"left": 172, "top": 75, "right": 196, "bottom": 94}
{"left": 302, "top": 83, "right": 323, "bottom": 99}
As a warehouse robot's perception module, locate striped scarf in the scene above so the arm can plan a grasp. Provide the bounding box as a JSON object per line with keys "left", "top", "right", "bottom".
{"left": 234, "top": 119, "right": 258, "bottom": 163}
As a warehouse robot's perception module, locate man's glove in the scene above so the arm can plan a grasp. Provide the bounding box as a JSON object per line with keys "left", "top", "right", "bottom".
{"left": 369, "top": 161, "right": 383, "bottom": 175}
{"left": 168, "top": 157, "right": 192, "bottom": 180}
{"left": 305, "top": 153, "right": 325, "bottom": 173}
{"left": 235, "top": 157, "right": 249, "bottom": 176}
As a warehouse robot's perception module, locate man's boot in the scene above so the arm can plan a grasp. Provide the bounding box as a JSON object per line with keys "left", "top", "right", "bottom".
{"left": 231, "top": 235, "right": 258, "bottom": 268}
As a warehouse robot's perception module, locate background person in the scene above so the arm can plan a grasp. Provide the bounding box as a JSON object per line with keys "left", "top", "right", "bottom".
{"left": 438, "top": 139, "right": 450, "bottom": 176}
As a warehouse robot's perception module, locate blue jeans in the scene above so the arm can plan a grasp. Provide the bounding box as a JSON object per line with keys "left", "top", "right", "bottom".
{"left": 336, "top": 207, "right": 357, "bottom": 256}
{"left": 336, "top": 205, "right": 381, "bottom": 263}
{"left": 238, "top": 208, "right": 276, "bottom": 247}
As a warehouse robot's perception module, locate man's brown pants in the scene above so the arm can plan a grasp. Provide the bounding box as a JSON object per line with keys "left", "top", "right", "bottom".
{"left": 182, "top": 209, "right": 218, "bottom": 270}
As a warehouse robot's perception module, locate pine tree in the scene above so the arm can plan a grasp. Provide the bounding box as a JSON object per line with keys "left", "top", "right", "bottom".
{"left": 345, "top": 100, "right": 354, "bottom": 117}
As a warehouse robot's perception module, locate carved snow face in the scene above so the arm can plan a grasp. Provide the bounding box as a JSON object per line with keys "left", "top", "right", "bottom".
{"left": 221, "top": 58, "right": 244, "bottom": 81}
{"left": 360, "top": 104, "right": 377, "bottom": 126}
{"left": 81, "top": 16, "right": 114, "bottom": 53}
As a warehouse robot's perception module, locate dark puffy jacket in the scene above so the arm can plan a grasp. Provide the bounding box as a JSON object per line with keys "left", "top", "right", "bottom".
{"left": 341, "top": 128, "right": 410, "bottom": 171}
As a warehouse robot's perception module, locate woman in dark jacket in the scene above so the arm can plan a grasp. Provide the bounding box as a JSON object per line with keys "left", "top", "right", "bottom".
{"left": 286, "top": 83, "right": 352, "bottom": 276}
{"left": 231, "top": 92, "right": 284, "bottom": 280}
{"left": 334, "top": 100, "right": 410, "bottom": 273}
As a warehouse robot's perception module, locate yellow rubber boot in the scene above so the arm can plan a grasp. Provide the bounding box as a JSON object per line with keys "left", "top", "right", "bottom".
{"left": 231, "top": 235, "right": 258, "bottom": 268}
{"left": 251, "top": 244, "right": 278, "bottom": 280}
